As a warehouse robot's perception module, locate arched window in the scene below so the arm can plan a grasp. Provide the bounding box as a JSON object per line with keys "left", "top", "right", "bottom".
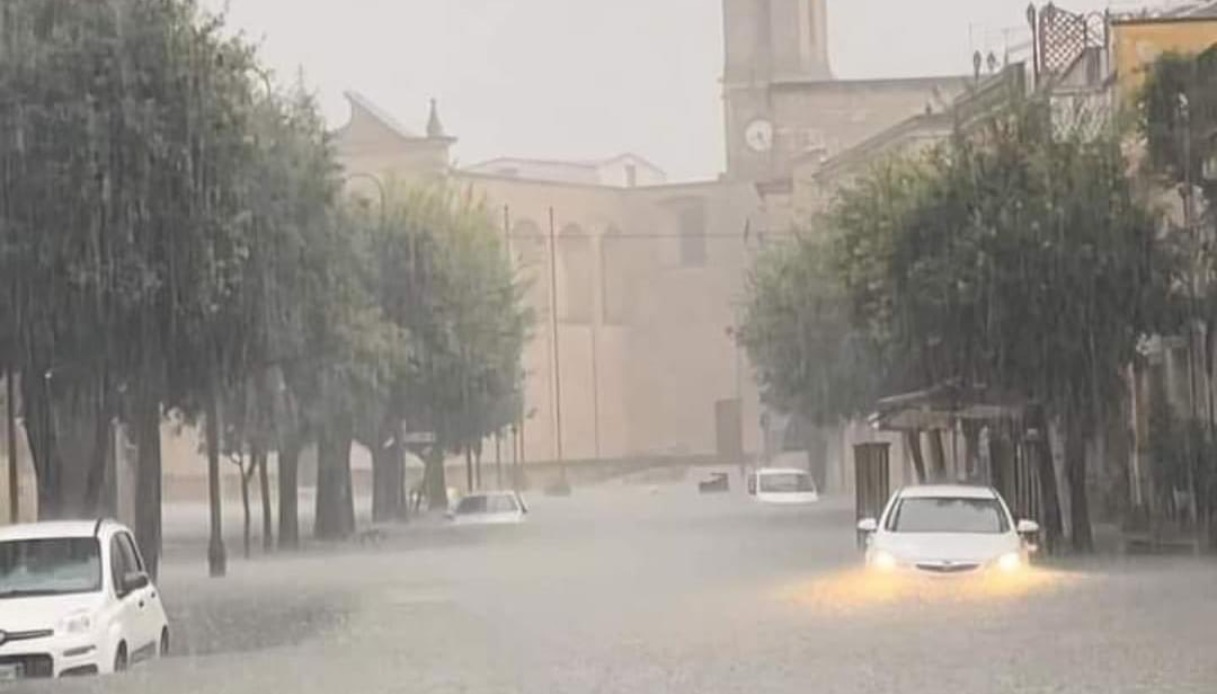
{"left": 676, "top": 199, "right": 708, "bottom": 267}
{"left": 601, "top": 226, "right": 637, "bottom": 325}
{"left": 512, "top": 220, "right": 548, "bottom": 316}
{"left": 558, "top": 224, "right": 594, "bottom": 324}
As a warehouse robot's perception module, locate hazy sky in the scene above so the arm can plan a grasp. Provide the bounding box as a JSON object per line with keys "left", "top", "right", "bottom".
{"left": 204, "top": 0, "right": 1145, "bottom": 180}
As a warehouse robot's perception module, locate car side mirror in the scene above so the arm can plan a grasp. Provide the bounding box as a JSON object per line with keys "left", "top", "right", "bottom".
{"left": 857, "top": 518, "right": 878, "bottom": 533}
{"left": 121, "top": 571, "right": 149, "bottom": 595}
{"left": 1017, "top": 519, "right": 1040, "bottom": 535}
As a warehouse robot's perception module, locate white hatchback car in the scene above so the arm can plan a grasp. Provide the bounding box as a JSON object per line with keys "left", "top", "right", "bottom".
{"left": 858, "top": 485, "right": 1039, "bottom": 575}
{"left": 0, "top": 520, "right": 169, "bottom": 679}
{"left": 448, "top": 491, "right": 529, "bottom": 526}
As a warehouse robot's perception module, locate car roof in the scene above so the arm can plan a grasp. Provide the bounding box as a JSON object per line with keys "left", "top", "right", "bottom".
{"left": 755, "top": 468, "right": 808, "bottom": 476}
{"left": 0, "top": 519, "right": 123, "bottom": 542}
{"left": 898, "top": 484, "right": 997, "bottom": 500}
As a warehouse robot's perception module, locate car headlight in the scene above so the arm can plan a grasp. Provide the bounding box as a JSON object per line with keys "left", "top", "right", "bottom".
{"left": 58, "top": 611, "right": 93, "bottom": 635}
{"left": 870, "top": 550, "right": 899, "bottom": 571}
{"left": 996, "top": 552, "right": 1023, "bottom": 572}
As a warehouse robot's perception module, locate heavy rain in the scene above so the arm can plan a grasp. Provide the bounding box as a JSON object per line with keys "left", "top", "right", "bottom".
{"left": 0, "top": 0, "right": 1216, "bottom": 692}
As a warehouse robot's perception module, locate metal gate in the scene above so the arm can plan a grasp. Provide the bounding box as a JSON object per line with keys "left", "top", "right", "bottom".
{"left": 854, "top": 442, "right": 891, "bottom": 547}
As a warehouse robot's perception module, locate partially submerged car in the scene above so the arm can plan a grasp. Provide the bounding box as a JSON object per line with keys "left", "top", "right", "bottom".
{"left": 858, "top": 485, "right": 1039, "bottom": 575}
{"left": 448, "top": 491, "right": 529, "bottom": 526}
{"left": 0, "top": 520, "right": 169, "bottom": 679}
{"left": 747, "top": 468, "right": 819, "bottom": 505}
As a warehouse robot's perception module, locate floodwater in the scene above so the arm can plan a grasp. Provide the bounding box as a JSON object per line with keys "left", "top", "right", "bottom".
{"left": 30, "top": 472, "right": 1217, "bottom": 694}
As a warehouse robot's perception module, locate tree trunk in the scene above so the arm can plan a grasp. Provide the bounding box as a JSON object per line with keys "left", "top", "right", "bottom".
{"left": 928, "top": 429, "right": 947, "bottom": 481}
{"left": 240, "top": 457, "right": 252, "bottom": 559}
{"left": 5, "top": 370, "right": 18, "bottom": 524}
{"left": 258, "top": 452, "right": 272, "bottom": 552}
{"left": 905, "top": 431, "right": 927, "bottom": 484}
{"left": 315, "top": 424, "right": 354, "bottom": 540}
{"left": 81, "top": 378, "right": 113, "bottom": 516}
{"left": 22, "top": 372, "right": 61, "bottom": 520}
{"left": 465, "top": 446, "right": 474, "bottom": 492}
{"left": 1028, "top": 406, "right": 1064, "bottom": 554}
{"left": 371, "top": 417, "right": 403, "bottom": 523}
{"left": 206, "top": 386, "right": 227, "bottom": 577}
{"left": 277, "top": 432, "right": 302, "bottom": 550}
{"left": 134, "top": 392, "right": 162, "bottom": 580}
{"left": 1065, "top": 407, "right": 1094, "bottom": 553}
{"left": 962, "top": 420, "right": 982, "bottom": 481}
{"left": 425, "top": 448, "right": 448, "bottom": 511}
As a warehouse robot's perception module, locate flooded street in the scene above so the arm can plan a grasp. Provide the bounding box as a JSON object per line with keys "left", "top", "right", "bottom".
{"left": 31, "top": 476, "right": 1217, "bottom": 694}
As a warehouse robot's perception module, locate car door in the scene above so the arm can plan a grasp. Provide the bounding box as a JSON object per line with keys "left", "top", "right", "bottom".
{"left": 113, "top": 533, "right": 156, "bottom": 658}
{"left": 108, "top": 534, "right": 144, "bottom": 661}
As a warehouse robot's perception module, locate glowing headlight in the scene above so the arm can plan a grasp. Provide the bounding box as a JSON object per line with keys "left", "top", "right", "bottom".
{"left": 870, "top": 550, "right": 898, "bottom": 571}
{"left": 58, "top": 611, "right": 93, "bottom": 635}
{"left": 996, "top": 552, "right": 1023, "bottom": 572}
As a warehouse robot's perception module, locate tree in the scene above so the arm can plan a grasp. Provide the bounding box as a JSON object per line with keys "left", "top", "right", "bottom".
{"left": 746, "top": 97, "right": 1173, "bottom": 552}
{"left": 1139, "top": 48, "right": 1217, "bottom": 538}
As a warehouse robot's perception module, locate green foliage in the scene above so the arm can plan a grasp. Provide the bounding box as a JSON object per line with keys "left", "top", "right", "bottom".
{"left": 738, "top": 235, "right": 877, "bottom": 425}
{"left": 1138, "top": 48, "right": 1217, "bottom": 201}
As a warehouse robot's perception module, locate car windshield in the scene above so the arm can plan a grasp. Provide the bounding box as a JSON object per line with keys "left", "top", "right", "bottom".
{"left": 0, "top": 538, "right": 102, "bottom": 597}
{"left": 758, "top": 473, "right": 814, "bottom": 493}
{"left": 888, "top": 497, "right": 1009, "bottom": 534}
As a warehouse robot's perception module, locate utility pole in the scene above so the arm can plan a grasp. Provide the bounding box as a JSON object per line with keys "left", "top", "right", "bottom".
{"left": 548, "top": 208, "right": 566, "bottom": 481}
{"left": 590, "top": 319, "right": 601, "bottom": 460}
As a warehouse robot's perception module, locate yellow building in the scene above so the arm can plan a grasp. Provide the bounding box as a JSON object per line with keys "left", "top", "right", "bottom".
{"left": 1112, "top": 13, "right": 1217, "bottom": 98}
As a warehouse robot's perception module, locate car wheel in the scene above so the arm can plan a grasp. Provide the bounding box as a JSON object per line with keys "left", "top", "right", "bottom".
{"left": 159, "top": 629, "right": 170, "bottom": 658}
{"left": 113, "top": 643, "right": 128, "bottom": 673}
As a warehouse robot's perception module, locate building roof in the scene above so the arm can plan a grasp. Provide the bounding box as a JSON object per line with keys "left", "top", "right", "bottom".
{"left": 899, "top": 485, "right": 997, "bottom": 500}
{"left": 341, "top": 90, "right": 425, "bottom": 142}
{"left": 463, "top": 152, "right": 666, "bottom": 186}
{"left": 768, "top": 73, "right": 971, "bottom": 92}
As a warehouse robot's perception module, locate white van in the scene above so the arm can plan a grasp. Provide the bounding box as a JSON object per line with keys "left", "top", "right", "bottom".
{"left": 747, "top": 468, "right": 820, "bottom": 505}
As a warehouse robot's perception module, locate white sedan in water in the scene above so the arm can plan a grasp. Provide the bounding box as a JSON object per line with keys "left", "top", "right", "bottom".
{"left": 747, "top": 468, "right": 819, "bottom": 505}
{"left": 0, "top": 520, "right": 169, "bottom": 679}
{"left": 448, "top": 491, "right": 529, "bottom": 526}
{"left": 858, "top": 485, "right": 1039, "bottom": 575}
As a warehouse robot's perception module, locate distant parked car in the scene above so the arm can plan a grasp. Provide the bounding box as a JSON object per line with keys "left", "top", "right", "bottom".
{"left": 0, "top": 520, "right": 169, "bottom": 679}
{"left": 698, "top": 473, "right": 730, "bottom": 494}
{"left": 448, "top": 491, "right": 529, "bottom": 526}
{"left": 747, "top": 468, "right": 819, "bottom": 505}
{"left": 857, "top": 484, "right": 1039, "bottom": 575}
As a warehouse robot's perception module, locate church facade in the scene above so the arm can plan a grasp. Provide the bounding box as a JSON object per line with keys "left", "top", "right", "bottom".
{"left": 331, "top": 0, "right": 971, "bottom": 481}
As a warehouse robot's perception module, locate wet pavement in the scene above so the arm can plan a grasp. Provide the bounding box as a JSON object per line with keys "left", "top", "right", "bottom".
{"left": 25, "top": 475, "right": 1217, "bottom": 693}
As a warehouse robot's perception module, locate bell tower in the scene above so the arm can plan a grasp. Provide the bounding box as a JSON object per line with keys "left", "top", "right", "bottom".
{"left": 723, "top": 0, "right": 831, "bottom": 180}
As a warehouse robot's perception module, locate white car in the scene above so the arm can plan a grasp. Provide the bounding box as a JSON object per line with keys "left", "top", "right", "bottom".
{"left": 0, "top": 520, "right": 169, "bottom": 679}
{"left": 858, "top": 485, "right": 1039, "bottom": 575}
{"left": 448, "top": 491, "right": 528, "bottom": 526}
{"left": 747, "top": 468, "right": 820, "bottom": 504}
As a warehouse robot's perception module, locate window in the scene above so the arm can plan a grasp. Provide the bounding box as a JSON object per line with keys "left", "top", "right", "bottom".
{"left": 487, "top": 495, "right": 520, "bottom": 514}
{"left": 887, "top": 497, "right": 1009, "bottom": 534}
{"left": 677, "top": 200, "right": 708, "bottom": 267}
{"left": 512, "top": 220, "right": 549, "bottom": 316}
{"left": 118, "top": 533, "right": 145, "bottom": 573}
{"left": 758, "top": 472, "right": 815, "bottom": 494}
{"left": 600, "top": 226, "right": 637, "bottom": 324}
{"left": 559, "top": 224, "right": 594, "bottom": 324}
